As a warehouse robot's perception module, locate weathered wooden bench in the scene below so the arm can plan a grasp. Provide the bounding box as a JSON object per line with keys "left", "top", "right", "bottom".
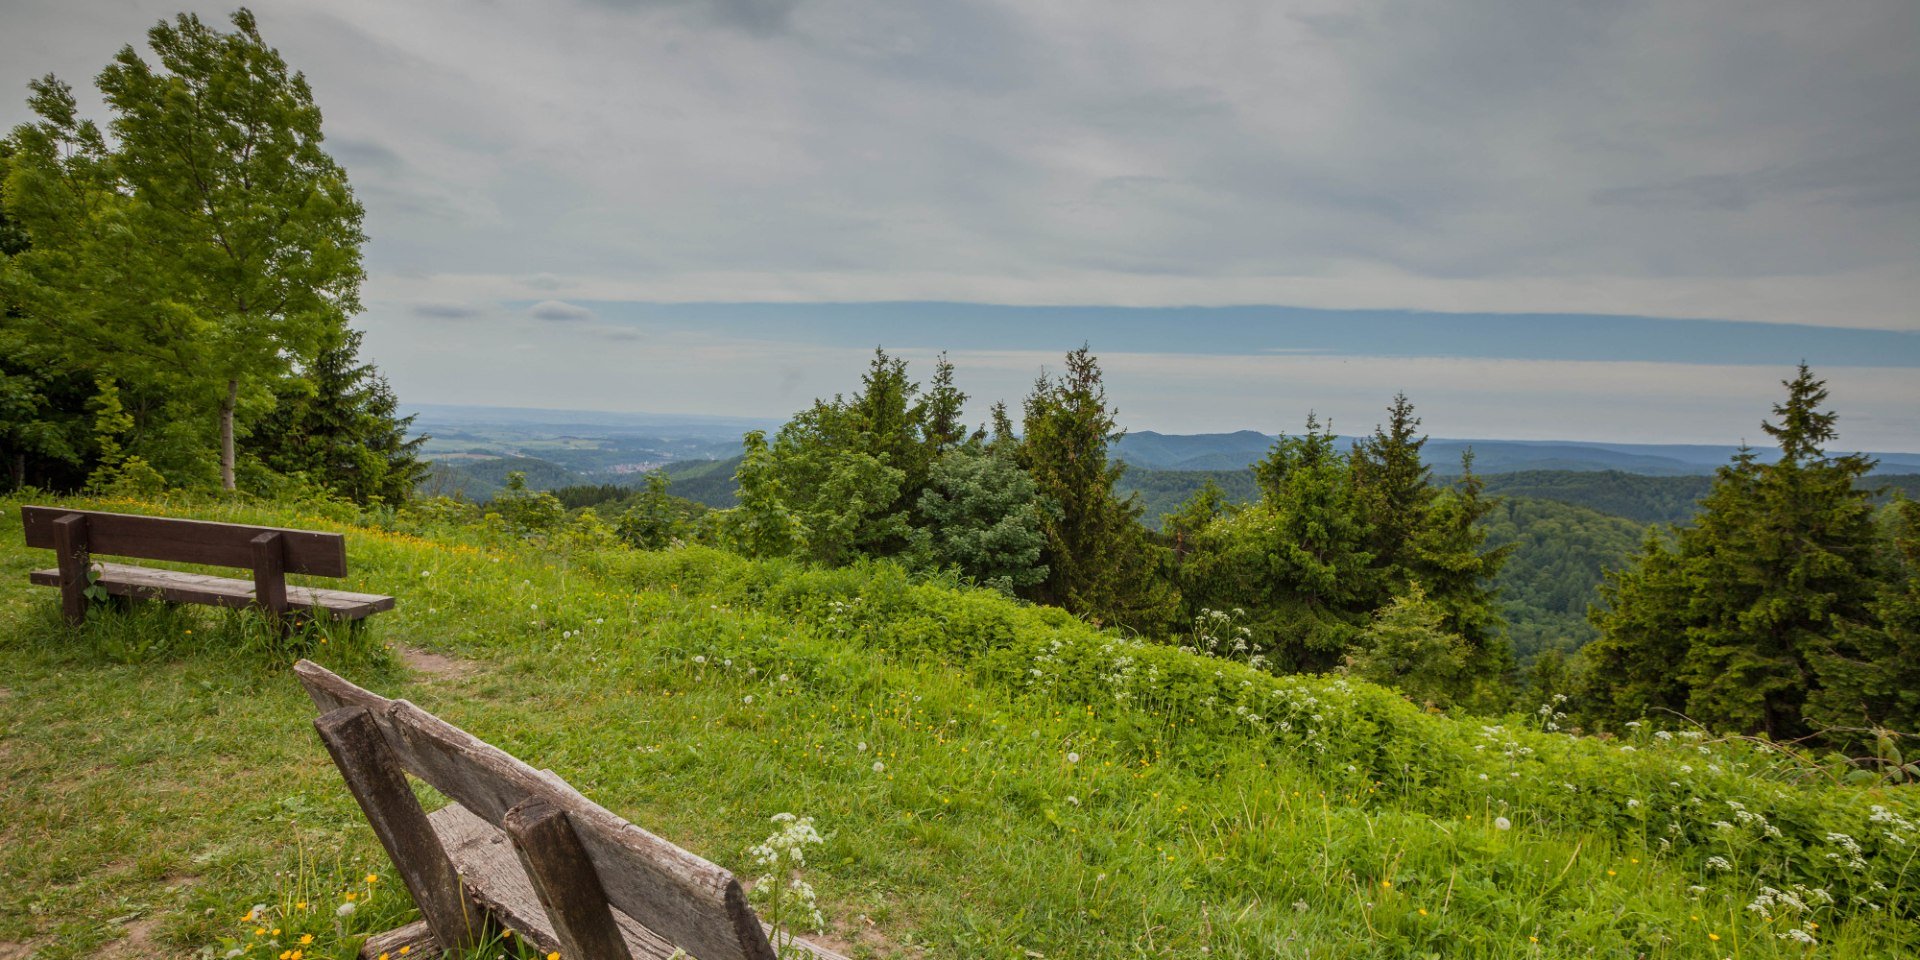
{"left": 294, "top": 660, "right": 847, "bottom": 960}
{"left": 21, "top": 505, "right": 394, "bottom": 627}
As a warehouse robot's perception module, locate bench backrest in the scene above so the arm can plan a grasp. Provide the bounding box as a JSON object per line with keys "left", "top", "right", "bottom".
{"left": 294, "top": 660, "right": 776, "bottom": 960}
{"left": 21, "top": 506, "right": 348, "bottom": 577}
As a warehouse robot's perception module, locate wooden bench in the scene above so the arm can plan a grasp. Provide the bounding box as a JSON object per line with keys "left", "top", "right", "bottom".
{"left": 21, "top": 505, "right": 394, "bottom": 627}
{"left": 294, "top": 660, "right": 847, "bottom": 960}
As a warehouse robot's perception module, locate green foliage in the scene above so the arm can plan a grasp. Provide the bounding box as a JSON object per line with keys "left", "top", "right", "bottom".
{"left": 8, "top": 496, "right": 1917, "bottom": 957}
{"left": 1119, "top": 468, "right": 1259, "bottom": 528}
{"left": 1019, "top": 346, "right": 1177, "bottom": 631}
{"left": 1476, "top": 470, "right": 1715, "bottom": 525}
{"left": 726, "top": 429, "right": 804, "bottom": 557}
{"left": 5, "top": 11, "right": 365, "bottom": 490}
{"left": 1804, "top": 498, "right": 1920, "bottom": 741}
{"left": 1409, "top": 462, "right": 1515, "bottom": 704}
{"left": 1350, "top": 393, "right": 1435, "bottom": 579}
{"left": 614, "top": 470, "right": 687, "bottom": 549}
{"left": 1176, "top": 399, "right": 1511, "bottom": 708}
{"left": 1182, "top": 415, "right": 1377, "bottom": 670}
{"left": 1583, "top": 367, "right": 1888, "bottom": 741}
{"left": 486, "top": 471, "right": 565, "bottom": 538}
{"left": 1160, "top": 478, "right": 1228, "bottom": 557}
{"left": 244, "top": 327, "right": 425, "bottom": 505}
{"left": 1345, "top": 584, "right": 1471, "bottom": 708}
{"left": 908, "top": 447, "right": 1051, "bottom": 593}
{"left": 1479, "top": 496, "right": 1648, "bottom": 662}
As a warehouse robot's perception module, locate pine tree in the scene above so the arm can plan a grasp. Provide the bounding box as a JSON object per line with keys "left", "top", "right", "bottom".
{"left": 1412, "top": 454, "right": 1516, "bottom": 707}
{"left": 1347, "top": 584, "right": 1472, "bottom": 708}
{"left": 1805, "top": 499, "right": 1920, "bottom": 740}
{"left": 1351, "top": 393, "right": 1436, "bottom": 583}
{"left": 1581, "top": 528, "right": 1694, "bottom": 723}
{"left": 1679, "top": 367, "right": 1880, "bottom": 738}
{"left": 910, "top": 447, "right": 1051, "bottom": 594}
{"left": 1581, "top": 366, "right": 1883, "bottom": 739}
{"left": 1184, "top": 415, "right": 1378, "bottom": 670}
{"left": 921, "top": 352, "right": 969, "bottom": 456}
{"left": 1019, "top": 346, "right": 1177, "bottom": 630}
{"left": 247, "top": 327, "right": 425, "bottom": 504}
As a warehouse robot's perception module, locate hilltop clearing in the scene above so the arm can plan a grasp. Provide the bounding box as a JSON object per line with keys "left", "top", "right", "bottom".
{"left": 1, "top": 496, "right": 1914, "bottom": 958}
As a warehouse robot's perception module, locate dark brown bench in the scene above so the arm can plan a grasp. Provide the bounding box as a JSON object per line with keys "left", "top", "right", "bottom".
{"left": 295, "top": 660, "right": 847, "bottom": 960}
{"left": 21, "top": 506, "right": 394, "bottom": 626}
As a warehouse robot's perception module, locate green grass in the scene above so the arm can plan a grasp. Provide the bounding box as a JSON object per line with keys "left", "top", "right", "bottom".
{"left": 1, "top": 494, "right": 1915, "bottom": 959}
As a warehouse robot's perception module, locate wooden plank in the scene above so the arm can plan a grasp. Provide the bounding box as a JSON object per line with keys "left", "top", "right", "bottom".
{"left": 431, "top": 804, "right": 848, "bottom": 960}
{"left": 503, "top": 796, "right": 634, "bottom": 960}
{"left": 314, "top": 706, "right": 488, "bottom": 953}
{"left": 252, "top": 531, "right": 288, "bottom": 616}
{"left": 358, "top": 920, "right": 439, "bottom": 960}
{"left": 293, "top": 662, "right": 778, "bottom": 960}
{"left": 21, "top": 505, "right": 348, "bottom": 577}
{"left": 29, "top": 565, "right": 394, "bottom": 619}
{"left": 51, "top": 513, "right": 89, "bottom": 626}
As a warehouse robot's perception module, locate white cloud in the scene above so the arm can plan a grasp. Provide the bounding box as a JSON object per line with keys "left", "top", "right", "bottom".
{"left": 527, "top": 299, "right": 596, "bottom": 322}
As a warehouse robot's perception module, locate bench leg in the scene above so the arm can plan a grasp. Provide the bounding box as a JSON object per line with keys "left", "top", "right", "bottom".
{"left": 252, "top": 531, "right": 290, "bottom": 635}
{"left": 51, "top": 514, "right": 90, "bottom": 627}
{"left": 314, "top": 706, "right": 487, "bottom": 953}
{"left": 503, "top": 796, "right": 635, "bottom": 960}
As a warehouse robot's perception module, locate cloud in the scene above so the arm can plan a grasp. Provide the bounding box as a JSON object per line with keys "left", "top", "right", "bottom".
{"left": 527, "top": 299, "right": 595, "bottom": 322}
{"left": 5, "top": 0, "right": 1917, "bottom": 443}
{"left": 8, "top": 0, "right": 1909, "bottom": 326}
{"left": 410, "top": 302, "right": 483, "bottom": 319}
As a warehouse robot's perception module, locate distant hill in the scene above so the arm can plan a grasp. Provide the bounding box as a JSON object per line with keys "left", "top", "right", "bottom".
{"left": 1111, "top": 430, "right": 1920, "bottom": 475}
{"left": 661, "top": 455, "right": 744, "bottom": 508}
{"left": 420, "top": 456, "right": 580, "bottom": 501}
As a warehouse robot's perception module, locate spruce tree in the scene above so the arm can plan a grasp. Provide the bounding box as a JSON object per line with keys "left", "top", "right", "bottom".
{"left": 247, "top": 327, "right": 425, "bottom": 504}
{"left": 1679, "top": 367, "right": 1880, "bottom": 738}
{"left": 1582, "top": 366, "right": 1883, "bottom": 739}
{"left": 921, "top": 352, "right": 969, "bottom": 456}
{"left": 1019, "top": 346, "right": 1177, "bottom": 630}
{"left": 1351, "top": 393, "right": 1436, "bottom": 584}
{"left": 1185, "top": 415, "right": 1378, "bottom": 670}
{"left": 1412, "top": 455, "right": 1516, "bottom": 706}
{"left": 1805, "top": 499, "right": 1920, "bottom": 740}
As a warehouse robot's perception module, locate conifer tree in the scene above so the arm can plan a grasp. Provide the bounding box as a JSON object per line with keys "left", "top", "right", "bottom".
{"left": 921, "top": 352, "right": 969, "bottom": 457}
{"left": 247, "top": 327, "right": 425, "bottom": 504}
{"left": 1680, "top": 367, "right": 1880, "bottom": 738}
{"left": 1019, "top": 346, "right": 1176, "bottom": 630}
{"left": 1805, "top": 498, "right": 1920, "bottom": 739}
{"left": 1412, "top": 455, "right": 1516, "bottom": 706}
{"left": 1351, "top": 393, "right": 1436, "bottom": 583}
{"left": 1582, "top": 366, "right": 1883, "bottom": 739}
{"left": 1184, "top": 415, "right": 1378, "bottom": 669}
{"left": 910, "top": 446, "right": 1051, "bottom": 593}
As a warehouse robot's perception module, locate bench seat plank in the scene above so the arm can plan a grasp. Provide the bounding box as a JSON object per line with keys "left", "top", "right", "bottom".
{"left": 30, "top": 563, "right": 395, "bottom": 620}
{"left": 427, "top": 803, "right": 849, "bottom": 960}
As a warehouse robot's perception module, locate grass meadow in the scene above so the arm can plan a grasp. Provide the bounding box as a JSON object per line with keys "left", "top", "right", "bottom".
{"left": 0, "top": 495, "right": 1914, "bottom": 959}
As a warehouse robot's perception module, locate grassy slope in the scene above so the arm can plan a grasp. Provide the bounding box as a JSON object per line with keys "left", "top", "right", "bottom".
{"left": 1, "top": 496, "right": 1915, "bottom": 960}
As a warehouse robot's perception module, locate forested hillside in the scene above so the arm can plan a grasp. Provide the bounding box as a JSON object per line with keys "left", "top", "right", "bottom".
{"left": 1480, "top": 497, "right": 1649, "bottom": 662}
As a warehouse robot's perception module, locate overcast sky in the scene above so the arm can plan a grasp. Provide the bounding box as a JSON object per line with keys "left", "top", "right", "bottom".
{"left": 4, "top": 0, "right": 1917, "bottom": 446}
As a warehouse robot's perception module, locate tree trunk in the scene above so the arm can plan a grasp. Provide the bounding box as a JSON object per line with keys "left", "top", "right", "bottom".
{"left": 220, "top": 378, "right": 239, "bottom": 491}
{"left": 9, "top": 451, "right": 22, "bottom": 491}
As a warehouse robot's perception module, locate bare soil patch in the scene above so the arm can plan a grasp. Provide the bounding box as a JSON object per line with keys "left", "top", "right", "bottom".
{"left": 397, "top": 644, "right": 481, "bottom": 681}
{"left": 96, "top": 916, "right": 163, "bottom": 959}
